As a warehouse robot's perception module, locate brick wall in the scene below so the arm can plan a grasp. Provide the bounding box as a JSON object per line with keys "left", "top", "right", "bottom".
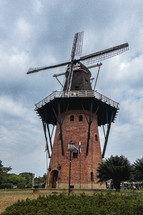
{"left": 46, "top": 109, "right": 105, "bottom": 189}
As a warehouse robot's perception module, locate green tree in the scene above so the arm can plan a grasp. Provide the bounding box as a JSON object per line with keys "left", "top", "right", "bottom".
{"left": 6, "top": 174, "right": 26, "bottom": 187}
{"left": 0, "top": 160, "right": 12, "bottom": 187}
{"left": 19, "top": 172, "right": 34, "bottom": 188}
{"left": 96, "top": 155, "right": 132, "bottom": 191}
{"left": 132, "top": 158, "right": 143, "bottom": 181}
{"left": 34, "top": 173, "right": 47, "bottom": 187}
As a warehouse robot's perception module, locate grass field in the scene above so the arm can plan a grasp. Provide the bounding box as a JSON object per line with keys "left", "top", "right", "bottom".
{"left": 0, "top": 189, "right": 69, "bottom": 213}
{"left": 0, "top": 189, "right": 38, "bottom": 214}
{"left": 0, "top": 189, "right": 143, "bottom": 214}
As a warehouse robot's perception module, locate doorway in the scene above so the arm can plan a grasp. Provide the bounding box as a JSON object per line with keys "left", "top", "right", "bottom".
{"left": 50, "top": 170, "right": 58, "bottom": 188}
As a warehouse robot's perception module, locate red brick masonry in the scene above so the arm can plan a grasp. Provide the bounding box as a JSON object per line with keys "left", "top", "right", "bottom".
{"left": 46, "top": 110, "right": 105, "bottom": 189}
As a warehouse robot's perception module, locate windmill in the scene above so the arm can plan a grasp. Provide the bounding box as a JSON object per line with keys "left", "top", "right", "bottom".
{"left": 27, "top": 32, "right": 129, "bottom": 189}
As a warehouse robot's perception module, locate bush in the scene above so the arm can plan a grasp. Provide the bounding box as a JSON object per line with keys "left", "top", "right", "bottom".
{"left": 17, "top": 183, "right": 25, "bottom": 189}
{"left": 0, "top": 183, "right": 13, "bottom": 189}
{"left": 1, "top": 192, "right": 143, "bottom": 215}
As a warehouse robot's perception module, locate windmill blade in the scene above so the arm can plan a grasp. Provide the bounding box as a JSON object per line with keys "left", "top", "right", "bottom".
{"left": 71, "top": 31, "right": 84, "bottom": 59}
{"left": 80, "top": 43, "right": 129, "bottom": 65}
{"left": 27, "top": 61, "right": 70, "bottom": 74}
{"left": 75, "top": 31, "right": 84, "bottom": 57}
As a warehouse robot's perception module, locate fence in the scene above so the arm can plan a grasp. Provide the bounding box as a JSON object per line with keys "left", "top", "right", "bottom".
{"left": 35, "top": 90, "right": 119, "bottom": 110}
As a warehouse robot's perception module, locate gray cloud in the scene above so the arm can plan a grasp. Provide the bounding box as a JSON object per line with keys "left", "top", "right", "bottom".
{"left": 0, "top": 0, "right": 143, "bottom": 176}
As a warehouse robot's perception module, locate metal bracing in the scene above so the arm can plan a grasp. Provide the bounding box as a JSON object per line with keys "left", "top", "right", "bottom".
{"left": 93, "top": 105, "right": 100, "bottom": 119}
{"left": 52, "top": 104, "right": 64, "bottom": 156}
{"left": 81, "top": 103, "right": 89, "bottom": 123}
{"left": 87, "top": 62, "right": 102, "bottom": 69}
{"left": 51, "top": 125, "right": 55, "bottom": 139}
{"left": 52, "top": 106, "right": 58, "bottom": 120}
{"left": 46, "top": 124, "right": 53, "bottom": 151}
{"left": 106, "top": 109, "right": 109, "bottom": 124}
{"left": 46, "top": 150, "right": 49, "bottom": 174}
{"left": 54, "top": 76, "right": 64, "bottom": 88}
{"left": 53, "top": 72, "right": 66, "bottom": 77}
{"left": 102, "top": 125, "right": 106, "bottom": 138}
{"left": 53, "top": 102, "right": 69, "bottom": 155}
{"left": 81, "top": 103, "right": 100, "bottom": 156}
{"left": 102, "top": 112, "right": 114, "bottom": 158}
{"left": 61, "top": 103, "right": 69, "bottom": 125}
{"left": 42, "top": 121, "right": 51, "bottom": 158}
{"left": 58, "top": 103, "right": 64, "bottom": 155}
{"left": 94, "top": 63, "right": 102, "bottom": 90}
{"left": 86, "top": 102, "right": 93, "bottom": 156}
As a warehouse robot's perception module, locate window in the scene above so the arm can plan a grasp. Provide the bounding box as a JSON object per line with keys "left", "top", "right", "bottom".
{"left": 73, "top": 152, "right": 78, "bottom": 159}
{"left": 75, "top": 86, "right": 79, "bottom": 90}
{"left": 95, "top": 134, "right": 98, "bottom": 141}
{"left": 85, "top": 78, "right": 88, "bottom": 82}
{"left": 79, "top": 115, "right": 83, "bottom": 121}
{"left": 91, "top": 172, "right": 94, "bottom": 181}
{"left": 70, "top": 115, "right": 74, "bottom": 121}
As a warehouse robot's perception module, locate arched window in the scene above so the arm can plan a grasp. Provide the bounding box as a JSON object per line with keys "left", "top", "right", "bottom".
{"left": 73, "top": 152, "right": 78, "bottom": 159}
{"left": 95, "top": 133, "right": 98, "bottom": 141}
{"left": 79, "top": 115, "right": 83, "bottom": 121}
{"left": 70, "top": 115, "right": 74, "bottom": 121}
{"left": 91, "top": 172, "right": 94, "bottom": 181}
{"left": 75, "top": 86, "right": 79, "bottom": 90}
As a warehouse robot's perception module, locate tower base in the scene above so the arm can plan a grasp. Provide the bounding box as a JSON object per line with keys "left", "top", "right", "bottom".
{"left": 47, "top": 183, "right": 106, "bottom": 190}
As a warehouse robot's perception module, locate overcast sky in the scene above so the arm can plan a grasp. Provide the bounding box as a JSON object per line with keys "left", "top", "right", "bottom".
{"left": 0, "top": 0, "right": 143, "bottom": 177}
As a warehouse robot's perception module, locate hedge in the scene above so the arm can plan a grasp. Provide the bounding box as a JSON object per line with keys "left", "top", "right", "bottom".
{"left": 1, "top": 192, "right": 143, "bottom": 215}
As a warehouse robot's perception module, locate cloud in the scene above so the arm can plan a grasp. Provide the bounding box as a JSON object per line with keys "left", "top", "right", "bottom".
{"left": 0, "top": 0, "right": 143, "bottom": 176}
{"left": 0, "top": 96, "right": 37, "bottom": 124}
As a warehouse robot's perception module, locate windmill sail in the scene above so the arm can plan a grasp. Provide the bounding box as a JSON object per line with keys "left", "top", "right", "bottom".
{"left": 27, "top": 32, "right": 129, "bottom": 77}
{"left": 27, "top": 61, "right": 70, "bottom": 74}
{"left": 80, "top": 43, "right": 129, "bottom": 65}
{"left": 71, "top": 32, "right": 84, "bottom": 59}
{"left": 74, "top": 31, "right": 84, "bottom": 57}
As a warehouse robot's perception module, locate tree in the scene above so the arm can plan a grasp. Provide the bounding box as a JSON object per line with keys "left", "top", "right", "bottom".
{"left": 0, "top": 160, "right": 12, "bottom": 187}
{"left": 19, "top": 172, "right": 34, "bottom": 188}
{"left": 132, "top": 158, "right": 143, "bottom": 181}
{"left": 6, "top": 173, "right": 26, "bottom": 187}
{"left": 96, "top": 155, "right": 132, "bottom": 191}
{"left": 34, "top": 173, "right": 47, "bottom": 187}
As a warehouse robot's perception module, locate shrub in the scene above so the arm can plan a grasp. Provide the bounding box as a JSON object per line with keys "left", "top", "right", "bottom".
{"left": 1, "top": 192, "right": 143, "bottom": 215}
{"left": 0, "top": 183, "right": 13, "bottom": 189}
{"left": 17, "top": 182, "right": 25, "bottom": 189}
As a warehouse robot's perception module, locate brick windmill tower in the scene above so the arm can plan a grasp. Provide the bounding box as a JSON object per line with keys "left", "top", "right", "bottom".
{"left": 27, "top": 32, "right": 129, "bottom": 190}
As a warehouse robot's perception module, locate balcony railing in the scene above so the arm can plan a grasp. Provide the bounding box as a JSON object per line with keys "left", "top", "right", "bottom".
{"left": 35, "top": 90, "right": 119, "bottom": 110}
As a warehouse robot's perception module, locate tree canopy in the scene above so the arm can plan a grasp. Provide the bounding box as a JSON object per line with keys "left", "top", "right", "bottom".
{"left": 0, "top": 160, "right": 12, "bottom": 187}
{"left": 132, "top": 158, "right": 143, "bottom": 181}
{"left": 96, "top": 155, "right": 132, "bottom": 191}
